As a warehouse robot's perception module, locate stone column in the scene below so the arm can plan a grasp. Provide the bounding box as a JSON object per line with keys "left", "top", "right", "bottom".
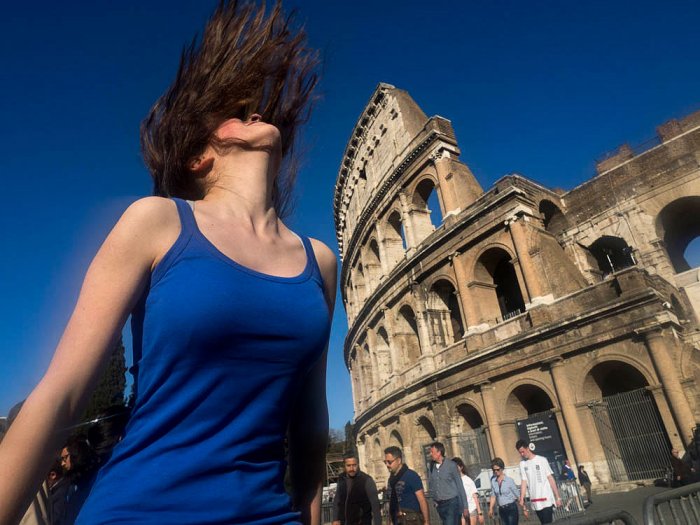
{"left": 644, "top": 329, "right": 696, "bottom": 444}
{"left": 382, "top": 307, "right": 401, "bottom": 379}
{"left": 411, "top": 285, "right": 434, "bottom": 361}
{"left": 450, "top": 252, "right": 480, "bottom": 329}
{"left": 507, "top": 216, "right": 544, "bottom": 302}
{"left": 374, "top": 225, "right": 390, "bottom": 277}
{"left": 433, "top": 154, "right": 460, "bottom": 215}
{"left": 398, "top": 191, "right": 417, "bottom": 250}
{"left": 479, "top": 382, "right": 507, "bottom": 459}
{"left": 548, "top": 359, "right": 592, "bottom": 469}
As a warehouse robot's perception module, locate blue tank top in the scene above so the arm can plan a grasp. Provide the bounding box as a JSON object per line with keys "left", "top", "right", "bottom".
{"left": 77, "top": 198, "right": 331, "bottom": 524}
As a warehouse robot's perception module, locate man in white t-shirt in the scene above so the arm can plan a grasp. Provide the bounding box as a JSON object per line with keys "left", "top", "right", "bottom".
{"left": 515, "top": 440, "right": 562, "bottom": 524}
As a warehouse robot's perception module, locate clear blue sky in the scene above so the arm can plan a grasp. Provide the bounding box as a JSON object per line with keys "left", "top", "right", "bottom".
{"left": 1, "top": 1, "right": 699, "bottom": 430}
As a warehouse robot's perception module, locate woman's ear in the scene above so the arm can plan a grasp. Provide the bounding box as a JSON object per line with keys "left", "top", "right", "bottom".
{"left": 189, "top": 155, "right": 214, "bottom": 174}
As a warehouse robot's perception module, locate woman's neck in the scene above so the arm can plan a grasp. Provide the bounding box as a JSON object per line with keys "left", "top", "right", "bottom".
{"left": 201, "top": 148, "right": 280, "bottom": 230}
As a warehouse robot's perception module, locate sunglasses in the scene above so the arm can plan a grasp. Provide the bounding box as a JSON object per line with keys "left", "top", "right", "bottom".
{"left": 385, "top": 458, "right": 399, "bottom": 465}
{"left": 492, "top": 467, "right": 502, "bottom": 472}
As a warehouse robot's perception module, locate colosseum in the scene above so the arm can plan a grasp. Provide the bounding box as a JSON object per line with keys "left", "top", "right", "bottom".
{"left": 333, "top": 83, "right": 700, "bottom": 488}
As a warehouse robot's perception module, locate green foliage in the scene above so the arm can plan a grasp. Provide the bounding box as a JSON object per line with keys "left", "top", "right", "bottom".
{"left": 83, "top": 337, "right": 127, "bottom": 421}
{"left": 344, "top": 421, "right": 356, "bottom": 457}
{"left": 327, "top": 428, "right": 345, "bottom": 454}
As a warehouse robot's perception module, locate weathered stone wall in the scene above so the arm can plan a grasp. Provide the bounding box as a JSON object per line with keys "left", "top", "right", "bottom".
{"left": 334, "top": 85, "right": 700, "bottom": 489}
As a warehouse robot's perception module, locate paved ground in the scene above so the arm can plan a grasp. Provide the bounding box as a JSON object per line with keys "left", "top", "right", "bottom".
{"left": 563, "top": 485, "right": 667, "bottom": 523}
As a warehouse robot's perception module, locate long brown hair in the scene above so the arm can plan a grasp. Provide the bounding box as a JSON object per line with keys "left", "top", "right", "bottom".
{"left": 140, "top": 0, "right": 318, "bottom": 216}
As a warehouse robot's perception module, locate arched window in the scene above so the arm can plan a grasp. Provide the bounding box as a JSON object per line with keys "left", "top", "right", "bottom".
{"left": 375, "top": 327, "right": 393, "bottom": 380}
{"left": 505, "top": 384, "right": 555, "bottom": 419}
{"left": 454, "top": 404, "right": 490, "bottom": 474}
{"left": 383, "top": 210, "right": 406, "bottom": 267}
{"left": 357, "top": 165, "right": 367, "bottom": 193}
{"left": 412, "top": 179, "right": 442, "bottom": 244}
{"left": 354, "top": 262, "right": 367, "bottom": 304}
{"left": 416, "top": 416, "right": 438, "bottom": 477}
{"left": 349, "top": 349, "right": 362, "bottom": 406}
{"left": 389, "top": 430, "right": 404, "bottom": 448}
{"left": 427, "top": 280, "right": 464, "bottom": 346}
{"left": 582, "top": 361, "right": 670, "bottom": 482}
{"left": 657, "top": 197, "right": 700, "bottom": 273}
{"left": 361, "top": 343, "right": 375, "bottom": 398}
{"left": 364, "top": 239, "right": 382, "bottom": 290}
{"left": 345, "top": 275, "right": 355, "bottom": 318}
{"left": 539, "top": 200, "right": 569, "bottom": 236}
{"left": 588, "top": 236, "right": 636, "bottom": 276}
{"left": 396, "top": 305, "right": 422, "bottom": 367}
{"left": 473, "top": 248, "right": 526, "bottom": 323}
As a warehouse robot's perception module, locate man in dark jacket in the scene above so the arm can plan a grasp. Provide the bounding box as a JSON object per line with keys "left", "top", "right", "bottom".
{"left": 332, "top": 454, "right": 382, "bottom": 525}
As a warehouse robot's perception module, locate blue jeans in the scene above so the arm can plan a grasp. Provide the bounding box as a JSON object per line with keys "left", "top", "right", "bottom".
{"left": 436, "top": 496, "right": 461, "bottom": 525}
{"left": 498, "top": 502, "right": 519, "bottom": 525}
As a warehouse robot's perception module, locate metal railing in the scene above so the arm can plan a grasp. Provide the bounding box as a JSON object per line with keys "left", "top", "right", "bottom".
{"left": 643, "top": 481, "right": 700, "bottom": 525}
{"left": 557, "top": 509, "right": 638, "bottom": 525}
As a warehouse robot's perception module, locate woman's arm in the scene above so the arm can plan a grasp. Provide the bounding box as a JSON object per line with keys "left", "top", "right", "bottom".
{"left": 0, "top": 197, "right": 179, "bottom": 524}
{"left": 288, "top": 239, "right": 337, "bottom": 525}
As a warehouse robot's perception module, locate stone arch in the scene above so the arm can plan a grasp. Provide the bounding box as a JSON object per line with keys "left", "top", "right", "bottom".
{"left": 670, "top": 294, "right": 691, "bottom": 323}
{"left": 414, "top": 415, "right": 438, "bottom": 477}
{"left": 656, "top": 196, "right": 700, "bottom": 273}
{"left": 411, "top": 177, "right": 443, "bottom": 244}
{"left": 588, "top": 235, "right": 636, "bottom": 276}
{"left": 472, "top": 246, "right": 526, "bottom": 323}
{"left": 353, "top": 259, "right": 367, "bottom": 305}
{"left": 427, "top": 279, "right": 464, "bottom": 346}
{"left": 361, "top": 342, "right": 375, "bottom": 399}
{"left": 395, "top": 304, "right": 422, "bottom": 368}
{"left": 417, "top": 415, "right": 438, "bottom": 440}
{"left": 451, "top": 403, "right": 490, "bottom": 476}
{"left": 579, "top": 358, "right": 672, "bottom": 483}
{"left": 581, "top": 359, "right": 651, "bottom": 400}
{"left": 372, "top": 436, "right": 384, "bottom": 481}
{"left": 349, "top": 348, "right": 362, "bottom": 407}
{"left": 345, "top": 274, "right": 356, "bottom": 319}
{"left": 504, "top": 383, "right": 556, "bottom": 420}
{"left": 374, "top": 326, "right": 394, "bottom": 380}
{"left": 539, "top": 199, "right": 569, "bottom": 236}
{"left": 389, "top": 429, "right": 404, "bottom": 448}
{"left": 453, "top": 402, "right": 485, "bottom": 432}
{"left": 365, "top": 238, "right": 382, "bottom": 290}
{"left": 383, "top": 209, "right": 406, "bottom": 267}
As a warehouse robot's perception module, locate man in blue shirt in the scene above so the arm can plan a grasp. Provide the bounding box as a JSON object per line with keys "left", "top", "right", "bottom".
{"left": 427, "top": 442, "right": 468, "bottom": 525}
{"left": 384, "top": 446, "right": 430, "bottom": 525}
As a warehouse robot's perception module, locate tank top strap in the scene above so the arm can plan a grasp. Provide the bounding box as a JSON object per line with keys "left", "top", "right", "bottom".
{"left": 171, "top": 198, "right": 197, "bottom": 236}
{"left": 298, "top": 234, "right": 323, "bottom": 284}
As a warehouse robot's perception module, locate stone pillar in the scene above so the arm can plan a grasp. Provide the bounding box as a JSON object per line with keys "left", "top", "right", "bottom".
{"left": 548, "top": 359, "right": 593, "bottom": 471}
{"left": 382, "top": 307, "right": 401, "bottom": 379}
{"left": 507, "top": 216, "right": 544, "bottom": 302}
{"left": 433, "top": 154, "right": 460, "bottom": 215}
{"left": 411, "top": 285, "right": 434, "bottom": 361}
{"left": 479, "top": 382, "right": 508, "bottom": 460}
{"left": 644, "top": 329, "right": 696, "bottom": 444}
{"left": 374, "top": 225, "right": 390, "bottom": 277}
{"left": 354, "top": 344, "right": 366, "bottom": 412}
{"left": 399, "top": 415, "right": 417, "bottom": 475}
{"left": 398, "top": 191, "right": 418, "bottom": 250}
{"left": 450, "top": 252, "right": 480, "bottom": 330}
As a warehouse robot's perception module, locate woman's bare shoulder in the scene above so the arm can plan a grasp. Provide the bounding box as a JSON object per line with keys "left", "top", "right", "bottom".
{"left": 308, "top": 238, "right": 337, "bottom": 276}
{"left": 113, "top": 197, "right": 181, "bottom": 268}
{"left": 309, "top": 238, "right": 337, "bottom": 308}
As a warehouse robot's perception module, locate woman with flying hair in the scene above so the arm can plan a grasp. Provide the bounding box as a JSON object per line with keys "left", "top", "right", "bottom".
{"left": 0, "top": 1, "right": 334, "bottom": 524}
